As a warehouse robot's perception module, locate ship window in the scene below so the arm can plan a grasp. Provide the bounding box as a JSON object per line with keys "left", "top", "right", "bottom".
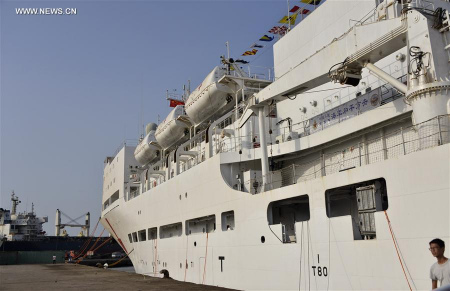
{"left": 110, "top": 190, "right": 119, "bottom": 204}
{"left": 325, "top": 178, "right": 388, "bottom": 240}
{"left": 185, "top": 215, "right": 215, "bottom": 236}
{"left": 160, "top": 222, "right": 182, "bottom": 239}
{"left": 130, "top": 187, "right": 139, "bottom": 200}
{"left": 132, "top": 232, "right": 138, "bottom": 242}
{"left": 128, "top": 234, "right": 132, "bottom": 243}
{"left": 221, "top": 211, "right": 235, "bottom": 231}
{"left": 267, "top": 195, "right": 310, "bottom": 244}
{"left": 148, "top": 227, "right": 157, "bottom": 240}
{"left": 138, "top": 229, "right": 146, "bottom": 242}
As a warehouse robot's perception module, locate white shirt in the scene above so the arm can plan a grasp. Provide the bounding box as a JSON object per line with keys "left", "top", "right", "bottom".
{"left": 430, "top": 260, "right": 450, "bottom": 288}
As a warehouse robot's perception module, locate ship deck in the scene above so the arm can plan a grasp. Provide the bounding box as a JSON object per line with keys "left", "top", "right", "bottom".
{"left": 0, "top": 264, "right": 236, "bottom": 291}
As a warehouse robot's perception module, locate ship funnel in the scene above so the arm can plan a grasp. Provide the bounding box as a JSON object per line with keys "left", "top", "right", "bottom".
{"left": 145, "top": 123, "right": 158, "bottom": 135}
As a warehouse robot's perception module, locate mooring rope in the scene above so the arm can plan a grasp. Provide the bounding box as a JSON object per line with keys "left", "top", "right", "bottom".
{"left": 384, "top": 210, "right": 413, "bottom": 291}
{"left": 202, "top": 232, "right": 209, "bottom": 284}
{"left": 109, "top": 249, "right": 134, "bottom": 267}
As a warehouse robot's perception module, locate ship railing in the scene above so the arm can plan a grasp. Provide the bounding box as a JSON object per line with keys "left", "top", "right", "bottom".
{"left": 240, "top": 114, "right": 449, "bottom": 192}
{"left": 176, "top": 103, "right": 248, "bottom": 174}
{"left": 406, "top": 0, "right": 436, "bottom": 11}
{"left": 111, "top": 139, "right": 138, "bottom": 158}
{"left": 355, "top": 0, "right": 437, "bottom": 26}
{"left": 229, "top": 64, "right": 274, "bottom": 82}
{"left": 210, "top": 103, "right": 247, "bottom": 155}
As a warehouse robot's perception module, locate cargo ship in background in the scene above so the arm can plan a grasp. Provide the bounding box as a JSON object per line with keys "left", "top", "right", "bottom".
{"left": 101, "top": 0, "right": 450, "bottom": 290}
{"left": 0, "top": 191, "right": 124, "bottom": 265}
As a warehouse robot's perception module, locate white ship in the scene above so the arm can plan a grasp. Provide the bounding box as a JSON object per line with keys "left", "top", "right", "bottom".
{"left": 0, "top": 191, "right": 48, "bottom": 241}
{"left": 101, "top": 0, "right": 450, "bottom": 289}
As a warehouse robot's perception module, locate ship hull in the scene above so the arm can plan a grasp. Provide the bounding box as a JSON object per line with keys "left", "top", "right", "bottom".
{"left": 101, "top": 143, "right": 449, "bottom": 290}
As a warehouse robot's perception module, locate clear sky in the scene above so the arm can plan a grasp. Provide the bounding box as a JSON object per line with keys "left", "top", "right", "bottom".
{"left": 0, "top": 0, "right": 318, "bottom": 236}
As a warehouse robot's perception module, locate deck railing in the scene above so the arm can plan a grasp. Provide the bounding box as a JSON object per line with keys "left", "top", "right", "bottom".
{"left": 243, "top": 114, "right": 449, "bottom": 193}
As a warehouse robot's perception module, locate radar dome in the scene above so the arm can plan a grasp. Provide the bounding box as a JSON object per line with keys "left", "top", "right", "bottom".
{"left": 145, "top": 123, "right": 158, "bottom": 135}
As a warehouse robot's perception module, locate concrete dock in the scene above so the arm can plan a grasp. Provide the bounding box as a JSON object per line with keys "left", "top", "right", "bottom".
{"left": 0, "top": 264, "right": 237, "bottom": 291}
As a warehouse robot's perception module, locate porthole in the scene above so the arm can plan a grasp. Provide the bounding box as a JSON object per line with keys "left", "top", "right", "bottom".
{"left": 185, "top": 192, "right": 188, "bottom": 198}
{"left": 261, "top": 236, "right": 265, "bottom": 243}
{"left": 194, "top": 241, "right": 197, "bottom": 247}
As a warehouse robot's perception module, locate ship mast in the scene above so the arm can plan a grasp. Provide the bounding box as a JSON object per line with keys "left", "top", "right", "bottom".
{"left": 11, "top": 191, "right": 21, "bottom": 216}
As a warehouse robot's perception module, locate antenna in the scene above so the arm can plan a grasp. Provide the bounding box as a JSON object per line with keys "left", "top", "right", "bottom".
{"left": 140, "top": 75, "right": 144, "bottom": 138}
{"left": 287, "top": 0, "right": 291, "bottom": 31}
{"left": 226, "top": 41, "right": 230, "bottom": 60}
{"left": 188, "top": 80, "right": 191, "bottom": 96}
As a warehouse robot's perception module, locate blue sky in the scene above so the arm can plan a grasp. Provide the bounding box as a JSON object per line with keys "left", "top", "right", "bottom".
{"left": 0, "top": 0, "right": 317, "bottom": 235}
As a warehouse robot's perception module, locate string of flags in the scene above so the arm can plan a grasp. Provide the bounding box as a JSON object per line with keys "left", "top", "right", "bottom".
{"left": 239, "top": 0, "right": 323, "bottom": 58}
{"left": 259, "top": 35, "right": 274, "bottom": 42}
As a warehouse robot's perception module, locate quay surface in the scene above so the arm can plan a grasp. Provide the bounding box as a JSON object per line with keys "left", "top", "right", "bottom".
{"left": 0, "top": 264, "right": 237, "bottom": 291}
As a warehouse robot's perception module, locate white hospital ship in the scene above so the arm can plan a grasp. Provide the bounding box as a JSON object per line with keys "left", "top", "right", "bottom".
{"left": 101, "top": 0, "right": 450, "bottom": 289}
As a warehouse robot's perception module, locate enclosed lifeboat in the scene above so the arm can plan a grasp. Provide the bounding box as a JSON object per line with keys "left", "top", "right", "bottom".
{"left": 155, "top": 105, "right": 190, "bottom": 150}
{"left": 134, "top": 123, "right": 161, "bottom": 165}
{"left": 185, "top": 66, "right": 235, "bottom": 126}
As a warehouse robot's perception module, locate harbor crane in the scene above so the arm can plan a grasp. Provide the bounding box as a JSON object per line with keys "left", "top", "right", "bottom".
{"left": 55, "top": 209, "right": 90, "bottom": 237}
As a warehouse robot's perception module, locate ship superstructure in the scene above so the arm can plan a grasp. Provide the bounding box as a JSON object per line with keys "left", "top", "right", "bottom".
{"left": 0, "top": 191, "right": 48, "bottom": 241}
{"left": 101, "top": 0, "right": 450, "bottom": 290}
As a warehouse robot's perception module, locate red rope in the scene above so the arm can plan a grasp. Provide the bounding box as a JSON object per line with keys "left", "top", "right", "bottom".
{"left": 91, "top": 236, "right": 112, "bottom": 253}
{"left": 74, "top": 219, "right": 100, "bottom": 259}
{"left": 202, "top": 232, "right": 209, "bottom": 285}
{"left": 384, "top": 211, "right": 412, "bottom": 291}
{"left": 75, "top": 229, "right": 105, "bottom": 263}
{"left": 109, "top": 248, "right": 133, "bottom": 267}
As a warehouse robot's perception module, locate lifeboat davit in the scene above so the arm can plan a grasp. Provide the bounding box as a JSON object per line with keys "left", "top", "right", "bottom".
{"left": 185, "top": 66, "right": 235, "bottom": 126}
{"left": 155, "top": 105, "right": 190, "bottom": 150}
{"left": 134, "top": 123, "right": 161, "bottom": 165}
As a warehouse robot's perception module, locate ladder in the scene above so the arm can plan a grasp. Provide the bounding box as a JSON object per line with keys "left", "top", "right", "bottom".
{"left": 440, "top": 9, "right": 450, "bottom": 62}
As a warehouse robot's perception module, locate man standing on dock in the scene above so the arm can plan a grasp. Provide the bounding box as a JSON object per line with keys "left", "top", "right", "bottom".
{"left": 429, "top": 238, "right": 450, "bottom": 289}
{"left": 52, "top": 255, "right": 56, "bottom": 264}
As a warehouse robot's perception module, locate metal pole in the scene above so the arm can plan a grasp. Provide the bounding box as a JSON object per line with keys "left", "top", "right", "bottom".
{"left": 258, "top": 106, "right": 270, "bottom": 190}
{"left": 292, "top": 164, "right": 296, "bottom": 184}
{"left": 320, "top": 151, "right": 325, "bottom": 177}
{"left": 226, "top": 41, "right": 230, "bottom": 59}
{"left": 287, "top": 0, "right": 291, "bottom": 31}
{"left": 364, "top": 63, "right": 407, "bottom": 94}
{"left": 358, "top": 142, "right": 362, "bottom": 166}
{"left": 400, "top": 127, "right": 406, "bottom": 155}
{"left": 437, "top": 116, "right": 443, "bottom": 145}
{"left": 235, "top": 91, "right": 239, "bottom": 129}
{"left": 362, "top": 135, "right": 369, "bottom": 165}
{"left": 380, "top": 128, "right": 387, "bottom": 160}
